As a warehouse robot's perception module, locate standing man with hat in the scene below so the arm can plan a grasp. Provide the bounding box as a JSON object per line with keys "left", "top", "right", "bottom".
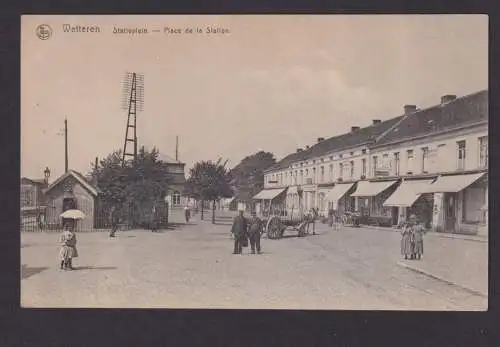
{"left": 247, "top": 211, "right": 263, "bottom": 254}
{"left": 231, "top": 208, "right": 248, "bottom": 255}
{"left": 109, "top": 205, "right": 120, "bottom": 238}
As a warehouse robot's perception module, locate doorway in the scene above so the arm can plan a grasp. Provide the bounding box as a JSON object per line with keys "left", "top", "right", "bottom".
{"left": 62, "top": 197, "right": 77, "bottom": 228}
{"left": 62, "top": 197, "right": 76, "bottom": 212}
{"left": 444, "top": 193, "right": 457, "bottom": 233}
{"left": 391, "top": 207, "right": 399, "bottom": 226}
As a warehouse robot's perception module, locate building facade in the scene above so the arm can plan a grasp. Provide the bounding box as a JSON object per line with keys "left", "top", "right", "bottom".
{"left": 259, "top": 90, "right": 488, "bottom": 235}
{"left": 157, "top": 153, "right": 188, "bottom": 208}
{"left": 20, "top": 177, "right": 48, "bottom": 231}
{"left": 43, "top": 170, "right": 103, "bottom": 231}
{"left": 369, "top": 91, "right": 488, "bottom": 235}
{"left": 21, "top": 177, "right": 47, "bottom": 209}
{"left": 262, "top": 116, "right": 405, "bottom": 219}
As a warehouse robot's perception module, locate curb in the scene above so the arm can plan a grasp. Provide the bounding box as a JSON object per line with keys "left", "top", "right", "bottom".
{"left": 429, "top": 233, "right": 488, "bottom": 243}
{"left": 345, "top": 225, "right": 488, "bottom": 243}
{"left": 396, "top": 261, "right": 487, "bottom": 298}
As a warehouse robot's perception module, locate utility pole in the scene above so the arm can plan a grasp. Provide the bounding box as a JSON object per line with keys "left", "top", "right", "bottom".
{"left": 64, "top": 118, "right": 68, "bottom": 173}
{"left": 175, "top": 136, "right": 179, "bottom": 161}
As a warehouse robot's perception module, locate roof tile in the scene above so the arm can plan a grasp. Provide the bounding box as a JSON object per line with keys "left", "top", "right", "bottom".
{"left": 374, "top": 90, "right": 487, "bottom": 147}
{"left": 268, "top": 116, "right": 404, "bottom": 171}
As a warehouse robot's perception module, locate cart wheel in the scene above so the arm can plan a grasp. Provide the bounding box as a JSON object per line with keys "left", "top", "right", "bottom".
{"left": 266, "top": 216, "right": 283, "bottom": 239}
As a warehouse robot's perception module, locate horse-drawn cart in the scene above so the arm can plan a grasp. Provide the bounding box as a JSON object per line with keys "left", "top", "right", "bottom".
{"left": 260, "top": 208, "right": 316, "bottom": 240}
{"left": 253, "top": 187, "right": 317, "bottom": 240}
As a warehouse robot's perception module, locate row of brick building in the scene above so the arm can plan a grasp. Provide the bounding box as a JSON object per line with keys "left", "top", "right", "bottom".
{"left": 255, "top": 90, "right": 488, "bottom": 235}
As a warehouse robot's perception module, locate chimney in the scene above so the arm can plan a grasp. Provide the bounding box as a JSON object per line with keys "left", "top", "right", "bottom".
{"left": 317, "top": 137, "right": 325, "bottom": 143}
{"left": 296, "top": 148, "right": 303, "bottom": 153}
{"left": 351, "top": 126, "right": 360, "bottom": 132}
{"left": 404, "top": 105, "right": 417, "bottom": 114}
{"left": 372, "top": 119, "right": 381, "bottom": 125}
{"left": 441, "top": 94, "right": 457, "bottom": 105}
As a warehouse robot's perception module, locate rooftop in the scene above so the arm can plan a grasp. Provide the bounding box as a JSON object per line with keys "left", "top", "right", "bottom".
{"left": 267, "top": 115, "right": 404, "bottom": 172}
{"left": 157, "top": 153, "right": 184, "bottom": 165}
{"left": 373, "top": 90, "right": 488, "bottom": 147}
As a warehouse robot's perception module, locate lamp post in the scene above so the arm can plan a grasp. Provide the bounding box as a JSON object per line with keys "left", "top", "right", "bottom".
{"left": 44, "top": 167, "right": 51, "bottom": 185}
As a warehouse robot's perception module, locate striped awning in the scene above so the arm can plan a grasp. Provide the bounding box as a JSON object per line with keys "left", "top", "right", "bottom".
{"left": 350, "top": 180, "right": 398, "bottom": 197}
{"left": 421, "top": 173, "right": 485, "bottom": 193}
{"left": 253, "top": 188, "right": 286, "bottom": 200}
{"left": 383, "top": 179, "right": 434, "bottom": 207}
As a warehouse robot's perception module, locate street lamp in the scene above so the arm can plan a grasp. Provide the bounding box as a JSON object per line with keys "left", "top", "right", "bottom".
{"left": 44, "top": 167, "right": 51, "bottom": 185}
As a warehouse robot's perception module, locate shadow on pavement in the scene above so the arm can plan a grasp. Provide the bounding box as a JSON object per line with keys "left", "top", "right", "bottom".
{"left": 72, "top": 266, "right": 117, "bottom": 271}
{"left": 21, "top": 265, "right": 48, "bottom": 279}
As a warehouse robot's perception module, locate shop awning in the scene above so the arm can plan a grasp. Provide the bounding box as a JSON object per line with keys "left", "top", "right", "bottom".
{"left": 350, "top": 180, "right": 398, "bottom": 197}
{"left": 422, "top": 172, "right": 485, "bottom": 193}
{"left": 383, "top": 179, "right": 434, "bottom": 207}
{"left": 287, "top": 186, "right": 298, "bottom": 195}
{"left": 326, "top": 183, "right": 354, "bottom": 203}
{"left": 253, "top": 188, "right": 286, "bottom": 200}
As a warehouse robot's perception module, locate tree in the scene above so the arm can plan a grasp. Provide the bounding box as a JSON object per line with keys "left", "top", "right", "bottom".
{"left": 229, "top": 151, "right": 276, "bottom": 206}
{"left": 88, "top": 146, "right": 171, "bottom": 226}
{"left": 185, "top": 159, "right": 233, "bottom": 223}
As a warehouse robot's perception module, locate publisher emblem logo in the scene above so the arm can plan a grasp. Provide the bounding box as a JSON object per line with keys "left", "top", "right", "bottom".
{"left": 36, "top": 24, "right": 52, "bottom": 40}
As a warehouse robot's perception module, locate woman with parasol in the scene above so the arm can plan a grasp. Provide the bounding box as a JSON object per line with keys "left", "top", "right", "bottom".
{"left": 58, "top": 209, "right": 84, "bottom": 270}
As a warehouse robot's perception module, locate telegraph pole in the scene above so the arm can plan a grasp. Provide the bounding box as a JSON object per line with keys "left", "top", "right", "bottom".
{"left": 64, "top": 118, "right": 68, "bottom": 173}
{"left": 175, "top": 136, "right": 179, "bottom": 161}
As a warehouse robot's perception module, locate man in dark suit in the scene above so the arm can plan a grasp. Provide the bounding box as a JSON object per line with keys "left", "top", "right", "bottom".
{"left": 150, "top": 203, "right": 159, "bottom": 232}
{"left": 231, "top": 209, "right": 248, "bottom": 254}
{"left": 247, "top": 211, "right": 263, "bottom": 254}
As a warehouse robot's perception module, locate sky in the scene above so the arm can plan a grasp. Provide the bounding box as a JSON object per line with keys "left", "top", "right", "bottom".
{"left": 21, "top": 15, "right": 488, "bottom": 180}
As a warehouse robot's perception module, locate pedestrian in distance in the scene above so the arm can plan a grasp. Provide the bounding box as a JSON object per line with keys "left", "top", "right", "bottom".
{"left": 109, "top": 206, "right": 119, "bottom": 238}
{"left": 247, "top": 211, "right": 263, "bottom": 254}
{"left": 150, "top": 203, "right": 159, "bottom": 232}
{"left": 231, "top": 208, "right": 248, "bottom": 255}
{"left": 184, "top": 205, "right": 191, "bottom": 223}
{"left": 59, "top": 221, "right": 78, "bottom": 270}
{"left": 400, "top": 219, "right": 413, "bottom": 260}
{"left": 332, "top": 210, "right": 341, "bottom": 231}
{"left": 409, "top": 214, "right": 424, "bottom": 260}
{"left": 328, "top": 208, "right": 334, "bottom": 228}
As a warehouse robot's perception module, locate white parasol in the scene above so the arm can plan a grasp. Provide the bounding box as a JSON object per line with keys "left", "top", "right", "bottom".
{"left": 60, "top": 209, "right": 86, "bottom": 220}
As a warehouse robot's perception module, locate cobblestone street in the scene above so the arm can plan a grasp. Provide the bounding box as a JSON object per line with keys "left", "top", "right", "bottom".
{"left": 21, "top": 214, "right": 487, "bottom": 310}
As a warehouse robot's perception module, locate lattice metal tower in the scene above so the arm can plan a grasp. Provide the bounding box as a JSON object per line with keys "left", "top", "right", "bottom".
{"left": 121, "top": 72, "right": 144, "bottom": 167}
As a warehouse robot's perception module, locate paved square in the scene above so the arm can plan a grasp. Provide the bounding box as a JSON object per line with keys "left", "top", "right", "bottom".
{"left": 21, "top": 219, "right": 487, "bottom": 310}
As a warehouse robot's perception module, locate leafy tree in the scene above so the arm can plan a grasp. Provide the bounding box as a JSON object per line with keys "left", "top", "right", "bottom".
{"left": 88, "top": 146, "right": 171, "bottom": 226}
{"left": 229, "top": 151, "right": 276, "bottom": 205}
{"left": 185, "top": 159, "right": 233, "bottom": 223}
